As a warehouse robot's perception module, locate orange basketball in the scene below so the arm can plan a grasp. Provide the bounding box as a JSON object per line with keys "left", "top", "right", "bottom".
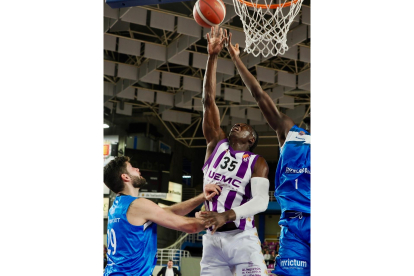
{"left": 193, "top": 0, "right": 226, "bottom": 28}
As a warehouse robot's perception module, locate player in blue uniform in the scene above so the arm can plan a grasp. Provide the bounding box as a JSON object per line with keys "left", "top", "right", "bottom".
{"left": 225, "top": 32, "right": 311, "bottom": 276}
{"left": 103, "top": 156, "right": 220, "bottom": 276}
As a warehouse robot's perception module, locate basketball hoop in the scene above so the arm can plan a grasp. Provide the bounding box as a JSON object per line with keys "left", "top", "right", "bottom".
{"left": 232, "top": 0, "right": 304, "bottom": 57}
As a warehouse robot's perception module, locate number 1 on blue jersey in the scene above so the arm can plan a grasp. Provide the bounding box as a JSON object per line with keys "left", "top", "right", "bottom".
{"left": 295, "top": 179, "right": 298, "bottom": 189}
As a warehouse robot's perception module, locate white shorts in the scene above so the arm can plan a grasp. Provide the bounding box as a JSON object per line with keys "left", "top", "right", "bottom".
{"left": 200, "top": 227, "right": 268, "bottom": 276}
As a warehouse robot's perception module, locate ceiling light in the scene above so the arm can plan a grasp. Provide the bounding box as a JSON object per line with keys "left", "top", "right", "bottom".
{"left": 104, "top": 124, "right": 110, "bottom": 128}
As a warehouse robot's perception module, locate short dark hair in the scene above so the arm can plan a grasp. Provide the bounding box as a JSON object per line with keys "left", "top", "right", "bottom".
{"left": 104, "top": 156, "right": 130, "bottom": 193}
{"left": 250, "top": 127, "right": 259, "bottom": 152}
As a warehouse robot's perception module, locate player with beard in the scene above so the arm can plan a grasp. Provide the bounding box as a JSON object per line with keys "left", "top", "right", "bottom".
{"left": 103, "top": 156, "right": 220, "bottom": 276}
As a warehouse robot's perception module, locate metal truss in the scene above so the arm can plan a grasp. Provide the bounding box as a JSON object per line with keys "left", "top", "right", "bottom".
{"left": 104, "top": 1, "right": 311, "bottom": 148}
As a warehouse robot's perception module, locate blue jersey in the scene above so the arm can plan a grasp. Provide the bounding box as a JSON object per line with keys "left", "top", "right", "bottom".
{"left": 104, "top": 195, "right": 157, "bottom": 276}
{"left": 275, "top": 125, "right": 310, "bottom": 214}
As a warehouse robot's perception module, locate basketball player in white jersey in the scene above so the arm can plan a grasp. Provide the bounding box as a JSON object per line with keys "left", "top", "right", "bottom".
{"left": 198, "top": 26, "right": 270, "bottom": 276}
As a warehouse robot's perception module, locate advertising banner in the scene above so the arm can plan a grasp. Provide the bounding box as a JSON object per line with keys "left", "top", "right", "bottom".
{"left": 166, "top": 182, "right": 182, "bottom": 203}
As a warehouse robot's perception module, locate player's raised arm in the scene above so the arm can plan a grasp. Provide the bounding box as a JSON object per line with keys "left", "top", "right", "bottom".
{"left": 200, "top": 157, "right": 269, "bottom": 234}
{"left": 202, "top": 26, "right": 227, "bottom": 157}
{"left": 225, "top": 32, "right": 294, "bottom": 146}
{"left": 163, "top": 184, "right": 221, "bottom": 216}
{"left": 127, "top": 198, "right": 207, "bottom": 234}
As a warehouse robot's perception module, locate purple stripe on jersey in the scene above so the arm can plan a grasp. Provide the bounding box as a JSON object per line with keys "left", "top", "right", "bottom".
{"left": 250, "top": 155, "right": 259, "bottom": 174}
{"left": 205, "top": 200, "right": 213, "bottom": 232}
{"left": 239, "top": 218, "right": 246, "bottom": 230}
{"left": 211, "top": 194, "right": 219, "bottom": 212}
{"left": 252, "top": 219, "right": 255, "bottom": 228}
{"left": 244, "top": 181, "right": 252, "bottom": 199}
{"left": 201, "top": 139, "right": 228, "bottom": 171}
{"left": 212, "top": 150, "right": 227, "bottom": 169}
{"left": 224, "top": 191, "right": 237, "bottom": 211}
{"left": 236, "top": 153, "right": 249, "bottom": 179}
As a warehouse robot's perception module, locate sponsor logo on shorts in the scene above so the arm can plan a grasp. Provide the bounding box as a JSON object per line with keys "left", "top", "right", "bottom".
{"left": 299, "top": 131, "right": 305, "bottom": 136}
{"left": 280, "top": 258, "right": 307, "bottom": 269}
{"left": 241, "top": 266, "right": 261, "bottom": 276}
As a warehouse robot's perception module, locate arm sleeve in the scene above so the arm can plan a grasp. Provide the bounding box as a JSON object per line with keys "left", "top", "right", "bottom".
{"left": 232, "top": 177, "right": 269, "bottom": 220}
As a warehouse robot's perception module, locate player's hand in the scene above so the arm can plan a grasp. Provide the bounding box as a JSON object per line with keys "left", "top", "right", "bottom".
{"left": 225, "top": 31, "right": 240, "bottom": 59}
{"left": 200, "top": 211, "right": 227, "bottom": 234}
{"left": 204, "top": 183, "right": 222, "bottom": 201}
{"left": 206, "top": 26, "right": 226, "bottom": 55}
{"left": 195, "top": 216, "right": 209, "bottom": 232}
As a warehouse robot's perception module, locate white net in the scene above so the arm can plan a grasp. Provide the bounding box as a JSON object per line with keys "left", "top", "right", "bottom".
{"left": 232, "top": 0, "right": 304, "bottom": 57}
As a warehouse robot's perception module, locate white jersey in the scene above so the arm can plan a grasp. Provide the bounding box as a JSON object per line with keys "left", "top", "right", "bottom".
{"left": 202, "top": 138, "right": 259, "bottom": 230}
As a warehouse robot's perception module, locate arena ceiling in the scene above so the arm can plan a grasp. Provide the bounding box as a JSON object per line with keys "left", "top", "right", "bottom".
{"left": 103, "top": 0, "right": 311, "bottom": 149}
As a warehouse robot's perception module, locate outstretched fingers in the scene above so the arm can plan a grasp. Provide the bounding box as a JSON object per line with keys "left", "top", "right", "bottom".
{"left": 220, "top": 33, "right": 227, "bottom": 45}
{"left": 206, "top": 33, "right": 210, "bottom": 43}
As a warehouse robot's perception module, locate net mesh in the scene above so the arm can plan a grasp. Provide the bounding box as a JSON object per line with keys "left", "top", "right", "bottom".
{"left": 232, "top": 0, "right": 304, "bottom": 57}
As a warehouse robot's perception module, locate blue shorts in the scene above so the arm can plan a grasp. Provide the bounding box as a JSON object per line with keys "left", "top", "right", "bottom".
{"left": 272, "top": 212, "right": 310, "bottom": 276}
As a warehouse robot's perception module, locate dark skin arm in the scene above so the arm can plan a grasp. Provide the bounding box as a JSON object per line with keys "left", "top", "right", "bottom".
{"left": 202, "top": 26, "right": 227, "bottom": 162}
{"left": 200, "top": 156, "right": 269, "bottom": 234}
{"left": 225, "top": 32, "right": 295, "bottom": 147}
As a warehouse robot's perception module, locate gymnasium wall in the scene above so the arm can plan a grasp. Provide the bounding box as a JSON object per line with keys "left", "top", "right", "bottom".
{"left": 265, "top": 214, "right": 281, "bottom": 238}
{"left": 157, "top": 224, "right": 180, "bottom": 249}
{"left": 104, "top": 115, "right": 207, "bottom": 190}
{"left": 251, "top": 141, "right": 280, "bottom": 162}
{"left": 181, "top": 257, "right": 202, "bottom": 276}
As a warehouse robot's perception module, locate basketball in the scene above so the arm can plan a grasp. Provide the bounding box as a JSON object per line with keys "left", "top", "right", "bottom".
{"left": 193, "top": 0, "right": 226, "bottom": 28}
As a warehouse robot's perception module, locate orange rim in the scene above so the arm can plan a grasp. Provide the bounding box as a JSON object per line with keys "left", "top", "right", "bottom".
{"left": 236, "top": 0, "right": 300, "bottom": 9}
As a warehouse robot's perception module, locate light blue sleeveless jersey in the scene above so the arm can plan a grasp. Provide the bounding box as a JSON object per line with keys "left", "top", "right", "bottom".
{"left": 275, "top": 125, "right": 310, "bottom": 214}
{"left": 104, "top": 195, "right": 157, "bottom": 276}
